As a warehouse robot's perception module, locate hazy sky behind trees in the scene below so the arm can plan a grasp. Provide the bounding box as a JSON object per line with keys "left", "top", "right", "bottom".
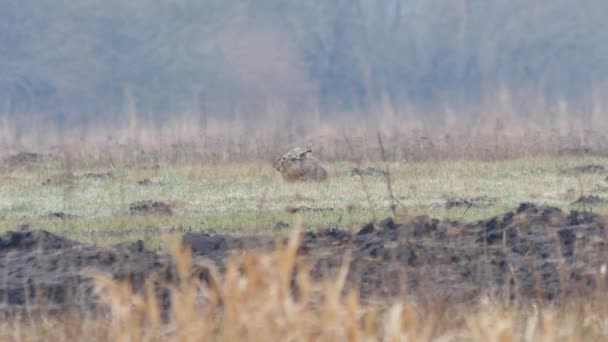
{"left": 1, "top": 0, "right": 607, "bottom": 122}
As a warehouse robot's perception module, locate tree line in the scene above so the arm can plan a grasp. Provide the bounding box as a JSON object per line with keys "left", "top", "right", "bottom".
{"left": 1, "top": 0, "right": 607, "bottom": 121}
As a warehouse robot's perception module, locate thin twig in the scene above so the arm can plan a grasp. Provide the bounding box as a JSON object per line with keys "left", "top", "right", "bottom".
{"left": 343, "top": 133, "right": 377, "bottom": 222}
{"left": 377, "top": 132, "right": 401, "bottom": 217}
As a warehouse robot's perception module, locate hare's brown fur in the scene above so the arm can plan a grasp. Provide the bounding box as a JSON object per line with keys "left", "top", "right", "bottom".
{"left": 274, "top": 147, "right": 328, "bottom": 182}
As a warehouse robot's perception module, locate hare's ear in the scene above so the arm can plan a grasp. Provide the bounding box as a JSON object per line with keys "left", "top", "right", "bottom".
{"left": 299, "top": 148, "right": 312, "bottom": 158}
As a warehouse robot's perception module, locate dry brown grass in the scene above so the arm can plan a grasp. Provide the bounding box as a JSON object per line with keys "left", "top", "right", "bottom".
{"left": 2, "top": 109, "right": 608, "bottom": 340}
{"left": 1, "top": 228, "right": 607, "bottom": 341}
{"left": 2, "top": 109, "right": 608, "bottom": 166}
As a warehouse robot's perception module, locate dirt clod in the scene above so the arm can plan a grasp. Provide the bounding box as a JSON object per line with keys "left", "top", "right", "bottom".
{"left": 573, "top": 195, "right": 605, "bottom": 205}
{"left": 346, "top": 167, "right": 387, "bottom": 177}
{"left": 274, "top": 221, "right": 291, "bottom": 231}
{"left": 357, "top": 223, "right": 375, "bottom": 235}
{"left": 284, "top": 206, "right": 334, "bottom": 214}
{"left": 445, "top": 196, "right": 496, "bottom": 209}
{"left": 564, "top": 164, "right": 607, "bottom": 174}
{"left": 47, "top": 212, "right": 79, "bottom": 220}
{"left": 82, "top": 172, "right": 113, "bottom": 179}
{"left": 129, "top": 201, "right": 173, "bottom": 215}
{"left": 137, "top": 179, "right": 162, "bottom": 186}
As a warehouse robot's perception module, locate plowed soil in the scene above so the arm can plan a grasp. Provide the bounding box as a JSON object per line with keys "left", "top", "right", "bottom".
{"left": 0, "top": 204, "right": 606, "bottom": 314}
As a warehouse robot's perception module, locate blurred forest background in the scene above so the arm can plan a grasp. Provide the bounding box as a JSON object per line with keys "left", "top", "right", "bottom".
{"left": 1, "top": 0, "right": 608, "bottom": 129}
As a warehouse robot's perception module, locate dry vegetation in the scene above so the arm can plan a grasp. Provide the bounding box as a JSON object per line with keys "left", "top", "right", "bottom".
{"left": 2, "top": 229, "right": 608, "bottom": 341}
{"left": 4, "top": 1, "right": 608, "bottom": 339}
{"left": 2, "top": 118, "right": 608, "bottom": 341}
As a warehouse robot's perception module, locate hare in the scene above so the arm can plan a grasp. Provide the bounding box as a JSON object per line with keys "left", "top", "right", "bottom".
{"left": 274, "top": 147, "right": 328, "bottom": 182}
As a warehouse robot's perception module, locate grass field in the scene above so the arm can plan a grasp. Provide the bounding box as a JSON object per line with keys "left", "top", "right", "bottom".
{"left": 2, "top": 154, "right": 608, "bottom": 245}
{"left": 3, "top": 147, "right": 608, "bottom": 341}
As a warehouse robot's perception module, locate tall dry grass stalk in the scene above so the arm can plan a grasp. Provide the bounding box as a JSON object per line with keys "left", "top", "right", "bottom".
{"left": 90, "top": 227, "right": 454, "bottom": 341}
{"left": 0, "top": 228, "right": 606, "bottom": 340}
{"left": 84, "top": 228, "right": 608, "bottom": 341}
{"left": 2, "top": 104, "right": 608, "bottom": 165}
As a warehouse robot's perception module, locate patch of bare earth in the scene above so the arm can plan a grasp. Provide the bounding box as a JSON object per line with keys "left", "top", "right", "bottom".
{"left": 0, "top": 203, "right": 606, "bottom": 315}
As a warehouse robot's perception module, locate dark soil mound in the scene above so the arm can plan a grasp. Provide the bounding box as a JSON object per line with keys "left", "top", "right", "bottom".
{"left": 184, "top": 203, "right": 607, "bottom": 303}
{"left": 0, "top": 204, "right": 605, "bottom": 314}
{"left": 129, "top": 201, "right": 173, "bottom": 215}
{"left": 0, "top": 228, "right": 80, "bottom": 251}
{"left": 0, "top": 227, "right": 171, "bottom": 313}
